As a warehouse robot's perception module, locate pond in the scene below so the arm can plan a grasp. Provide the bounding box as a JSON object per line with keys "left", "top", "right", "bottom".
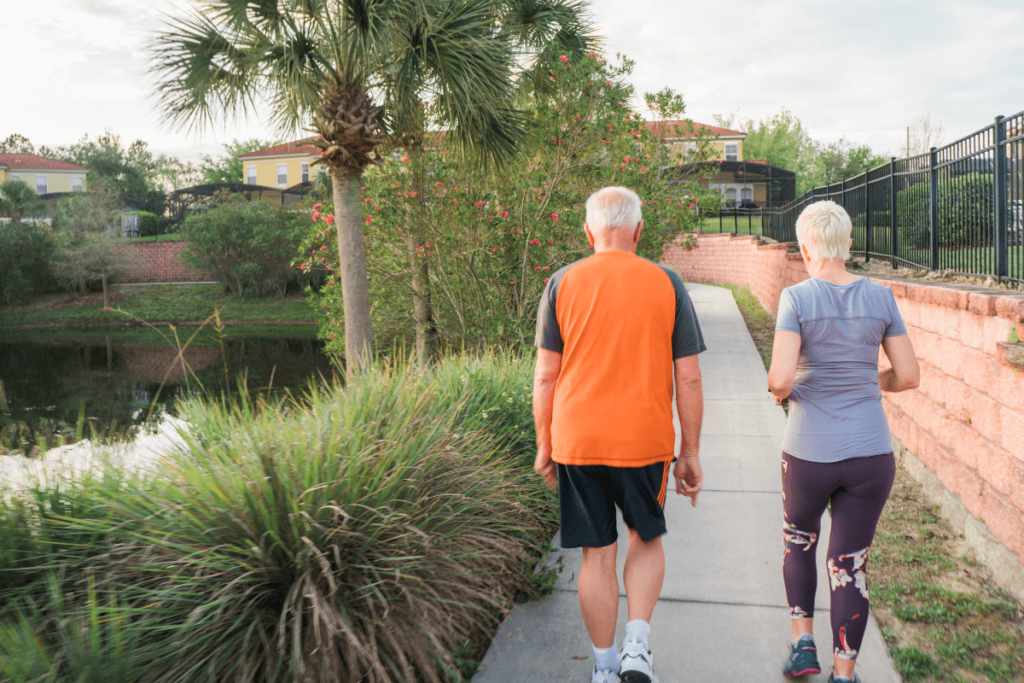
{"left": 0, "top": 326, "right": 335, "bottom": 455}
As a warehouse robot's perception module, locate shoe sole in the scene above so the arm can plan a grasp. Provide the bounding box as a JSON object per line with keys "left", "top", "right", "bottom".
{"left": 619, "top": 672, "right": 652, "bottom": 683}
{"left": 784, "top": 667, "right": 822, "bottom": 677}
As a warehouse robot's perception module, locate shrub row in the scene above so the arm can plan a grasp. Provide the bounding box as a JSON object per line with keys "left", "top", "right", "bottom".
{"left": 0, "top": 353, "right": 552, "bottom": 683}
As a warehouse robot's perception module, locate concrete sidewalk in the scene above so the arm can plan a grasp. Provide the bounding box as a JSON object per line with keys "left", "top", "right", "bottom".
{"left": 473, "top": 284, "right": 901, "bottom": 683}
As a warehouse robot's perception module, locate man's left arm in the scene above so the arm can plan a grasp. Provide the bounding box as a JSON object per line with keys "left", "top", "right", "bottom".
{"left": 533, "top": 349, "right": 562, "bottom": 490}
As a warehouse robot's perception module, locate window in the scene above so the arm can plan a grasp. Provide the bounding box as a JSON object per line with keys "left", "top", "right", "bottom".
{"left": 72, "top": 176, "right": 83, "bottom": 192}
{"left": 741, "top": 188, "right": 752, "bottom": 202}
{"left": 10, "top": 173, "right": 20, "bottom": 182}
{"left": 36, "top": 175, "right": 47, "bottom": 194}
{"left": 247, "top": 166, "right": 257, "bottom": 184}
{"left": 277, "top": 163, "right": 287, "bottom": 186}
{"left": 724, "top": 188, "right": 737, "bottom": 206}
{"left": 301, "top": 162, "right": 310, "bottom": 183}
{"left": 725, "top": 143, "right": 738, "bottom": 162}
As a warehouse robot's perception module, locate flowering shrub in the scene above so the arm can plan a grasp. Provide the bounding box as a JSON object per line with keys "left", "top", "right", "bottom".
{"left": 300, "top": 54, "right": 718, "bottom": 355}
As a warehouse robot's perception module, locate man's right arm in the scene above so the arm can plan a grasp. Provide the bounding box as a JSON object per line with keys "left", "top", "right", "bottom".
{"left": 533, "top": 348, "right": 562, "bottom": 490}
{"left": 674, "top": 354, "right": 703, "bottom": 506}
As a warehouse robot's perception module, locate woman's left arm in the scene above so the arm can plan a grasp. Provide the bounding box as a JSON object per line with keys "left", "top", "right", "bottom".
{"left": 768, "top": 330, "right": 802, "bottom": 403}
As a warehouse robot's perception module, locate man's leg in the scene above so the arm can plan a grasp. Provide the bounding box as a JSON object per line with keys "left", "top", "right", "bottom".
{"left": 579, "top": 542, "right": 620, "bottom": 648}
{"left": 623, "top": 528, "right": 664, "bottom": 622}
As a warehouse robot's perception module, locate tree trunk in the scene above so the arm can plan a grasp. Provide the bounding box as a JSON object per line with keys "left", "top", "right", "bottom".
{"left": 332, "top": 170, "right": 374, "bottom": 373}
{"left": 101, "top": 273, "right": 109, "bottom": 309}
{"left": 407, "top": 149, "right": 434, "bottom": 364}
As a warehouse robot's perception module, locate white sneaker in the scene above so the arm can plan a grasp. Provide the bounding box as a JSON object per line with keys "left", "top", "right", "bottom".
{"left": 591, "top": 666, "right": 620, "bottom": 683}
{"left": 619, "top": 638, "right": 655, "bottom": 683}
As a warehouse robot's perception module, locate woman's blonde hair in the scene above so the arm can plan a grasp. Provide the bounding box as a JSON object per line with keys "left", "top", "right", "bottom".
{"left": 796, "top": 200, "right": 852, "bottom": 260}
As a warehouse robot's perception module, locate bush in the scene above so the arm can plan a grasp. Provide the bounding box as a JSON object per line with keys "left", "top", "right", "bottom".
{"left": 0, "top": 353, "right": 554, "bottom": 683}
{"left": 180, "top": 191, "right": 314, "bottom": 297}
{"left": 123, "top": 211, "right": 160, "bottom": 237}
{"left": 897, "top": 173, "right": 995, "bottom": 249}
{"left": 0, "top": 222, "right": 60, "bottom": 305}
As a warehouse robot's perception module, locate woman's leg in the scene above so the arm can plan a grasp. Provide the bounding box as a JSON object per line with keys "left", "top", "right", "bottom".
{"left": 781, "top": 453, "right": 836, "bottom": 639}
{"left": 827, "top": 453, "right": 896, "bottom": 679}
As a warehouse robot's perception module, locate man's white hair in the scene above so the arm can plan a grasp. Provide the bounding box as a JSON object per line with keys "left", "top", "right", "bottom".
{"left": 585, "top": 186, "right": 642, "bottom": 231}
{"left": 796, "top": 201, "right": 852, "bottom": 260}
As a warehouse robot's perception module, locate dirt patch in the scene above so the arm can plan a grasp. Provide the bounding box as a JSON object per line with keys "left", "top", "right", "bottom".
{"left": 849, "top": 258, "right": 1022, "bottom": 292}
{"left": 719, "top": 280, "right": 1024, "bottom": 682}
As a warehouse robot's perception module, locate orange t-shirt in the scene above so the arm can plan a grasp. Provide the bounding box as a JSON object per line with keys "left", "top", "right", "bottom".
{"left": 534, "top": 250, "right": 705, "bottom": 468}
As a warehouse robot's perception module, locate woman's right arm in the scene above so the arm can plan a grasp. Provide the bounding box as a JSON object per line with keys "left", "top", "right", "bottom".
{"left": 768, "top": 330, "right": 802, "bottom": 402}
{"left": 880, "top": 334, "right": 920, "bottom": 393}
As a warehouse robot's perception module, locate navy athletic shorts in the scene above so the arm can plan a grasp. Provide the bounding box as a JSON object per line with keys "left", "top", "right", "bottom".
{"left": 557, "top": 461, "right": 673, "bottom": 549}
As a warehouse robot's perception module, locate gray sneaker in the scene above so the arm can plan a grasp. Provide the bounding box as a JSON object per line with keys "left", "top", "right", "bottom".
{"left": 619, "top": 638, "right": 656, "bottom": 683}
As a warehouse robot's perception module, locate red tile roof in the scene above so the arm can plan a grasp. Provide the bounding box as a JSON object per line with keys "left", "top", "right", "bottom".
{"left": 0, "top": 153, "right": 89, "bottom": 172}
{"left": 645, "top": 121, "right": 745, "bottom": 138}
{"left": 238, "top": 138, "right": 322, "bottom": 159}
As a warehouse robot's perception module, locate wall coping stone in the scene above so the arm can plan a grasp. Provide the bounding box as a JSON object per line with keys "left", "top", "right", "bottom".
{"left": 865, "top": 273, "right": 1024, "bottom": 323}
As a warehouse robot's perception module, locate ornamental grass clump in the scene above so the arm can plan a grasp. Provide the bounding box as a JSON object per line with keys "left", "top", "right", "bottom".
{"left": 0, "top": 355, "right": 552, "bottom": 683}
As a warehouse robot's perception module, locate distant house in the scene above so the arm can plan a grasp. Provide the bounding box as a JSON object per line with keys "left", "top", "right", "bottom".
{"left": 237, "top": 139, "right": 325, "bottom": 189}
{"left": 646, "top": 121, "right": 795, "bottom": 208}
{"left": 0, "top": 153, "right": 89, "bottom": 195}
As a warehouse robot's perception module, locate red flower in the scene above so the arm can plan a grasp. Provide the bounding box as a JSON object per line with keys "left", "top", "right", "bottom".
{"left": 312, "top": 212, "right": 321, "bottom": 221}
{"left": 543, "top": 266, "right": 550, "bottom": 271}
{"left": 365, "top": 217, "right": 372, "bottom": 225}
{"left": 492, "top": 247, "right": 498, "bottom": 253}
{"left": 547, "top": 239, "right": 553, "bottom": 244}
{"left": 510, "top": 280, "right": 517, "bottom": 284}
{"left": 535, "top": 266, "right": 542, "bottom": 271}
{"left": 401, "top": 156, "right": 409, "bottom": 163}
{"left": 559, "top": 55, "right": 569, "bottom": 63}
{"left": 640, "top": 167, "right": 647, "bottom": 172}
{"left": 551, "top": 213, "right": 559, "bottom": 221}
{"left": 324, "top": 215, "right": 335, "bottom": 226}
{"left": 319, "top": 245, "right": 327, "bottom": 251}
{"left": 453, "top": 198, "right": 457, "bottom": 205}
{"left": 475, "top": 200, "right": 484, "bottom": 207}
{"left": 545, "top": 278, "right": 550, "bottom": 284}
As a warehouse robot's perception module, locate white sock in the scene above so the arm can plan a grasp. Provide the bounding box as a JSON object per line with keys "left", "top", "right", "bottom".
{"left": 624, "top": 619, "right": 651, "bottom": 648}
{"left": 592, "top": 642, "right": 619, "bottom": 671}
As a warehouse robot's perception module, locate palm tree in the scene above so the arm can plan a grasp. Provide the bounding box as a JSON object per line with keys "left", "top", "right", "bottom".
{"left": 0, "top": 180, "right": 46, "bottom": 222}
{"left": 150, "top": 0, "right": 542, "bottom": 372}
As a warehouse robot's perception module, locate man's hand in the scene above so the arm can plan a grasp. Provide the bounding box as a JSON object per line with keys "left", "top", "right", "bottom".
{"left": 534, "top": 445, "right": 558, "bottom": 491}
{"left": 674, "top": 456, "right": 702, "bottom": 507}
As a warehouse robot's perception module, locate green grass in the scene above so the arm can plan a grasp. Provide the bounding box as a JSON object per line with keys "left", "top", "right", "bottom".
{"left": 107, "top": 233, "right": 185, "bottom": 243}
{"left": 892, "top": 646, "right": 941, "bottom": 681}
{"left": 0, "top": 284, "right": 318, "bottom": 328}
{"left": 697, "top": 215, "right": 764, "bottom": 236}
{"left": 0, "top": 352, "right": 555, "bottom": 683}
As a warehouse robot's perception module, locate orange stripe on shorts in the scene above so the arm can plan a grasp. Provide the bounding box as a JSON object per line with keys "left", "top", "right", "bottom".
{"left": 658, "top": 461, "right": 671, "bottom": 507}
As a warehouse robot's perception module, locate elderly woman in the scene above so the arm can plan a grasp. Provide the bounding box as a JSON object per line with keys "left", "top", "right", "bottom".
{"left": 768, "top": 201, "right": 920, "bottom": 683}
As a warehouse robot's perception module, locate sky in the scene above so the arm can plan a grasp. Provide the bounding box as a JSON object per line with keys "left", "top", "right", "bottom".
{"left": 2, "top": 0, "right": 1023, "bottom": 164}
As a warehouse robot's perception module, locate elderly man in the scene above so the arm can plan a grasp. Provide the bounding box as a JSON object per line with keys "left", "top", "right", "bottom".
{"left": 533, "top": 186, "right": 706, "bottom": 683}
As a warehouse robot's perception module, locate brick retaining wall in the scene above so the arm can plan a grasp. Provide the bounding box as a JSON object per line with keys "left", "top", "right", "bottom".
{"left": 117, "top": 241, "right": 214, "bottom": 284}
{"left": 662, "top": 232, "right": 1024, "bottom": 564}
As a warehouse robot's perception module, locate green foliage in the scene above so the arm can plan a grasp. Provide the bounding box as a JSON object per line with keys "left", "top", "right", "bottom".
{"left": 0, "top": 180, "right": 46, "bottom": 222}
{"left": 897, "top": 173, "right": 995, "bottom": 249}
{"left": 52, "top": 191, "right": 122, "bottom": 236}
{"left": 199, "top": 138, "right": 279, "bottom": 184}
{"left": 40, "top": 133, "right": 164, "bottom": 210}
{"left": 0, "top": 221, "right": 60, "bottom": 305}
{"left": 179, "top": 192, "right": 318, "bottom": 298}
{"left": 123, "top": 210, "right": 160, "bottom": 236}
{"left": 301, "top": 54, "right": 714, "bottom": 355}
{"left": 0, "top": 353, "right": 554, "bottom": 683}
{"left": 0, "top": 134, "right": 35, "bottom": 155}
{"left": 892, "top": 646, "right": 941, "bottom": 681}
{"left": 59, "top": 235, "right": 130, "bottom": 292}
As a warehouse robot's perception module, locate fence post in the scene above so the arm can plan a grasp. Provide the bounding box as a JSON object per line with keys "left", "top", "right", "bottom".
{"left": 865, "top": 173, "right": 872, "bottom": 263}
{"left": 841, "top": 178, "right": 847, "bottom": 208}
{"left": 994, "top": 115, "right": 1008, "bottom": 280}
{"left": 889, "top": 157, "right": 898, "bottom": 269}
{"left": 929, "top": 147, "right": 939, "bottom": 271}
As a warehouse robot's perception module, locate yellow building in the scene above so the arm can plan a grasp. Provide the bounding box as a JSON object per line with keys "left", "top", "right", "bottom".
{"left": 237, "top": 139, "right": 325, "bottom": 189}
{"left": 0, "top": 153, "right": 90, "bottom": 195}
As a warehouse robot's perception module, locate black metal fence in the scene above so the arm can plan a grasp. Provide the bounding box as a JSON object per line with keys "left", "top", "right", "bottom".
{"left": 765, "top": 110, "right": 1024, "bottom": 285}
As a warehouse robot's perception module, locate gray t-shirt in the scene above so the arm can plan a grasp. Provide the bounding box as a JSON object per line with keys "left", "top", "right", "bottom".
{"left": 775, "top": 277, "right": 907, "bottom": 463}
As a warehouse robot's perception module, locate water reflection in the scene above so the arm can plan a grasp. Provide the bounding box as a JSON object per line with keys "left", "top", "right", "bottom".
{"left": 0, "top": 328, "right": 334, "bottom": 454}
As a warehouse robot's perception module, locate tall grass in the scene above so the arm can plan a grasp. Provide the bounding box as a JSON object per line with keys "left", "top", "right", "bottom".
{"left": 0, "top": 353, "right": 553, "bottom": 683}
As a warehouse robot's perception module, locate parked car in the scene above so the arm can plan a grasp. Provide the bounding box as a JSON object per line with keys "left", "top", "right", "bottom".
{"left": 737, "top": 200, "right": 759, "bottom": 210}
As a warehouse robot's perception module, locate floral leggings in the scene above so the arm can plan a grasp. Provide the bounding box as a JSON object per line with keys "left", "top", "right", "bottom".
{"left": 782, "top": 451, "right": 896, "bottom": 660}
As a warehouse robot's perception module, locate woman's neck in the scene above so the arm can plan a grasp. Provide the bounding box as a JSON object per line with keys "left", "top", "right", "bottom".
{"left": 804, "top": 256, "right": 859, "bottom": 285}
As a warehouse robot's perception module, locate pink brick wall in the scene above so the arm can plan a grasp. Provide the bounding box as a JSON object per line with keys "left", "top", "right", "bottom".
{"left": 117, "top": 241, "right": 215, "bottom": 284}
{"left": 663, "top": 232, "right": 1024, "bottom": 563}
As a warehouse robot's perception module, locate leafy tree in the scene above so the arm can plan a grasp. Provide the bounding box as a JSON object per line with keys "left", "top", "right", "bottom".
{"left": 0, "top": 222, "right": 58, "bottom": 305}
{"left": 909, "top": 113, "right": 944, "bottom": 156}
{"left": 0, "top": 180, "right": 46, "bottom": 222}
{"left": 806, "top": 138, "right": 889, "bottom": 187}
{"left": 154, "top": 156, "right": 203, "bottom": 192}
{"left": 52, "top": 191, "right": 123, "bottom": 238}
{"left": 179, "top": 191, "right": 315, "bottom": 298}
{"left": 151, "top": 0, "right": 590, "bottom": 372}
{"left": 41, "top": 133, "right": 163, "bottom": 209}
{"left": 0, "top": 134, "right": 35, "bottom": 154}
{"left": 198, "top": 138, "right": 278, "bottom": 185}
{"left": 60, "top": 236, "right": 129, "bottom": 308}
{"left": 740, "top": 108, "right": 815, "bottom": 187}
